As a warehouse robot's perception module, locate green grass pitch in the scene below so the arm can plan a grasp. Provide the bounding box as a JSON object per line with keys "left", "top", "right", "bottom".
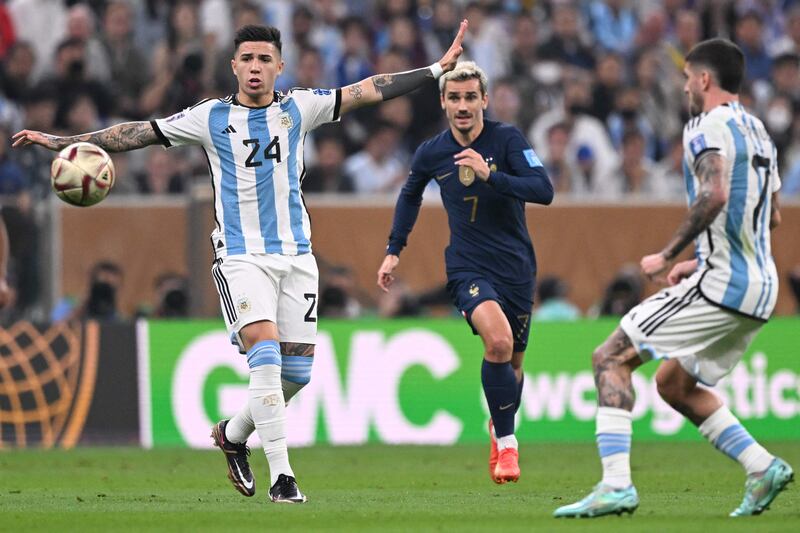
{"left": 1, "top": 442, "right": 798, "bottom": 532}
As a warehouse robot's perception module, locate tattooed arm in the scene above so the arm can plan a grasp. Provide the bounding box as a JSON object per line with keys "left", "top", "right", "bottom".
{"left": 12, "top": 121, "right": 160, "bottom": 153}
{"left": 641, "top": 151, "right": 728, "bottom": 280}
{"left": 339, "top": 20, "right": 467, "bottom": 115}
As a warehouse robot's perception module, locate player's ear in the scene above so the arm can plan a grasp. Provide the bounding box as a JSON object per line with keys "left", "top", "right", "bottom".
{"left": 230, "top": 57, "right": 236, "bottom": 76}
{"left": 482, "top": 92, "right": 489, "bottom": 110}
{"left": 277, "top": 59, "right": 284, "bottom": 76}
{"left": 440, "top": 92, "right": 446, "bottom": 110}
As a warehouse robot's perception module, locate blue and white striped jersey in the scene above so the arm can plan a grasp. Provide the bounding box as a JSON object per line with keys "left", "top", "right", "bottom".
{"left": 682, "top": 102, "right": 781, "bottom": 321}
{"left": 152, "top": 89, "right": 341, "bottom": 258}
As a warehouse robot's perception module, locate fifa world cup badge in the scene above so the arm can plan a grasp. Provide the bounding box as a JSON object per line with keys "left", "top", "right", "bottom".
{"left": 459, "top": 165, "right": 475, "bottom": 186}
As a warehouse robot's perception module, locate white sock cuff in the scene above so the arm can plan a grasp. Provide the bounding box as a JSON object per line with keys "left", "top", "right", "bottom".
{"left": 698, "top": 405, "right": 739, "bottom": 442}
{"left": 596, "top": 407, "right": 633, "bottom": 435}
{"left": 250, "top": 364, "right": 282, "bottom": 390}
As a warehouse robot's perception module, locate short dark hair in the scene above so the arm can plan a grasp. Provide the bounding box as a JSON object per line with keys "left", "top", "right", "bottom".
{"left": 685, "top": 38, "right": 745, "bottom": 93}
{"left": 234, "top": 24, "right": 282, "bottom": 53}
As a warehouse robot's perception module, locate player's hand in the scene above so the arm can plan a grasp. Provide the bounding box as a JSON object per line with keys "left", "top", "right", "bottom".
{"left": 666, "top": 259, "right": 698, "bottom": 286}
{"left": 640, "top": 253, "right": 671, "bottom": 285}
{"left": 437, "top": 19, "right": 468, "bottom": 73}
{"left": 0, "top": 278, "right": 14, "bottom": 309}
{"left": 454, "top": 148, "right": 490, "bottom": 181}
{"left": 11, "top": 130, "right": 59, "bottom": 150}
{"left": 377, "top": 254, "right": 400, "bottom": 292}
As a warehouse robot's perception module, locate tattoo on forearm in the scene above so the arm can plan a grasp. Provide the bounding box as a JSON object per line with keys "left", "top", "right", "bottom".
{"left": 662, "top": 153, "right": 726, "bottom": 260}
{"left": 371, "top": 67, "right": 433, "bottom": 101}
{"left": 46, "top": 122, "right": 159, "bottom": 152}
{"left": 593, "top": 329, "right": 637, "bottom": 410}
{"left": 280, "top": 342, "right": 314, "bottom": 356}
{"left": 348, "top": 84, "right": 363, "bottom": 101}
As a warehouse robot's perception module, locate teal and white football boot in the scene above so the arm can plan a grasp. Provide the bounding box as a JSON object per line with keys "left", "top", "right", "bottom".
{"left": 730, "top": 457, "right": 794, "bottom": 517}
{"left": 554, "top": 483, "right": 639, "bottom": 518}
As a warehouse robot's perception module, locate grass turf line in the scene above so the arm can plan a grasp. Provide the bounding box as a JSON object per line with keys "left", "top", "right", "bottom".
{"left": 1, "top": 442, "right": 798, "bottom": 532}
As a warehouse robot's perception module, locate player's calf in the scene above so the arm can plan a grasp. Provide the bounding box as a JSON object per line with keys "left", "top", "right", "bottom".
{"left": 281, "top": 354, "right": 313, "bottom": 402}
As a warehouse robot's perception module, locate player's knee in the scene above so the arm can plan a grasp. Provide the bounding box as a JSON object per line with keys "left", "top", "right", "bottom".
{"left": 485, "top": 336, "right": 513, "bottom": 362}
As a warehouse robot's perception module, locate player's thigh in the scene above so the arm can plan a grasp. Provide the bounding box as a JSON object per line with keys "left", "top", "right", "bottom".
{"left": 275, "top": 253, "right": 319, "bottom": 346}
{"left": 471, "top": 299, "right": 514, "bottom": 350}
{"left": 212, "top": 255, "right": 281, "bottom": 352}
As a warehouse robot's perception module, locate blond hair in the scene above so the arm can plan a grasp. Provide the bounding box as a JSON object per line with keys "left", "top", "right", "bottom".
{"left": 439, "top": 61, "right": 489, "bottom": 95}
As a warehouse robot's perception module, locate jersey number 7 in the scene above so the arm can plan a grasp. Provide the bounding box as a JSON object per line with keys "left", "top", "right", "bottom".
{"left": 243, "top": 136, "right": 282, "bottom": 167}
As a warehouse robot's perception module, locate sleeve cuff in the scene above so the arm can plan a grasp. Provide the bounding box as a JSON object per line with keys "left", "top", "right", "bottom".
{"left": 333, "top": 88, "right": 342, "bottom": 121}
{"left": 150, "top": 120, "right": 171, "bottom": 148}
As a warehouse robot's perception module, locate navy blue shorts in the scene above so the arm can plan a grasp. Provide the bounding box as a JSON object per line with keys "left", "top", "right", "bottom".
{"left": 446, "top": 273, "right": 535, "bottom": 352}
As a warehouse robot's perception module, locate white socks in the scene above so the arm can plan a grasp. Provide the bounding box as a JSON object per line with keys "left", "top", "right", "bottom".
{"left": 250, "top": 364, "right": 293, "bottom": 485}
{"left": 596, "top": 407, "right": 633, "bottom": 489}
{"left": 225, "top": 404, "right": 254, "bottom": 443}
{"left": 698, "top": 406, "right": 773, "bottom": 475}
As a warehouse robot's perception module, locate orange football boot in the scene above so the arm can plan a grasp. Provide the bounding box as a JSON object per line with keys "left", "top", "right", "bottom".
{"left": 494, "top": 447, "right": 520, "bottom": 484}
{"left": 488, "top": 419, "right": 500, "bottom": 483}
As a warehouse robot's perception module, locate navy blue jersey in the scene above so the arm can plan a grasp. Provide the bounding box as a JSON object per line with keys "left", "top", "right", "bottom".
{"left": 387, "top": 120, "right": 552, "bottom": 285}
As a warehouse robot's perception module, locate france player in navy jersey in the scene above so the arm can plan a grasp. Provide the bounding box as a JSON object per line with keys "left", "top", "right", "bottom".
{"left": 14, "top": 22, "right": 469, "bottom": 504}
{"left": 377, "top": 62, "right": 553, "bottom": 484}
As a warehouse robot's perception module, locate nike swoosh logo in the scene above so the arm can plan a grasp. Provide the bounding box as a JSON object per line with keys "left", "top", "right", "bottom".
{"left": 235, "top": 463, "right": 254, "bottom": 489}
{"left": 499, "top": 403, "right": 514, "bottom": 410}
{"left": 435, "top": 171, "right": 453, "bottom": 181}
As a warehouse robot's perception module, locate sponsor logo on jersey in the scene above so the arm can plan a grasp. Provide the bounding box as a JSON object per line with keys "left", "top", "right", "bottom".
{"left": 166, "top": 112, "right": 185, "bottom": 123}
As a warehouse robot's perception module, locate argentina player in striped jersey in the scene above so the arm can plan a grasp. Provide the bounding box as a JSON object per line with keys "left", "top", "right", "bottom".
{"left": 555, "top": 39, "right": 793, "bottom": 519}
{"left": 13, "top": 21, "right": 469, "bottom": 504}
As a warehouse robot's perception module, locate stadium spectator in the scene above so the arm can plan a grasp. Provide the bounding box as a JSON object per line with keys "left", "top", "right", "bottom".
{"left": 648, "top": 135, "right": 687, "bottom": 201}
{"left": 666, "top": 9, "right": 701, "bottom": 70}
{"left": 537, "top": 3, "right": 595, "bottom": 71}
{"left": 542, "top": 122, "right": 576, "bottom": 194}
{"left": 533, "top": 276, "right": 581, "bottom": 322}
{"left": 100, "top": 0, "right": 150, "bottom": 119}
{"left": 0, "top": 125, "right": 26, "bottom": 196}
{"left": 422, "top": 0, "right": 460, "bottom": 61}
{"left": 16, "top": 85, "right": 57, "bottom": 198}
{"left": 734, "top": 10, "right": 772, "bottom": 83}
{"left": 334, "top": 16, "right": 373, "bottom": 88}
{"left": 140, "top": 0, "right": 210, "bottom": 116}
{"left": 588, "top": 0, "right": 639, "bottom": 56}
{"left": 0, "top": 41, "right": 36, "bottom": 102}
{"left": 529, "top": 72, "right": 619, "bottom": 197}
{"left": 345, "top": 121, "right": 407, "bottom": 194}
{"left": 8, "top": 0, "right": 67, "bottom": 81}
{"left": 43, "top": 38, "right": 113, "bottom": 127}
{"left": 303, "top": 136, "right": 355, "bottom": 193}
{"left": 65, "top": 3, "right": 110, "bottom": 84}
{"left": 68, "top": 260, "right": 125, "bottom": 321}
{"left": 633, "top": 47, "right": 682, "bottom": 155}
{"left": 590, "top": 53, "right": 624, "bottom": 123}
{"left": 488, "top": 78, "right": 522, "bottom": 130}
{"left": 617, "top": 129, "right": 656, "bottom": 195}
{"left": 607, "top": 85, "right": 660, "bottom": 161}
{"left": 461, "top": 3, "right": 509, "bottom": 81}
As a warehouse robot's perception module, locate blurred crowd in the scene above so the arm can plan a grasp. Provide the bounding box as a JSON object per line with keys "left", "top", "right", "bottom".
{"left": 2, "top": 0, "right": 800, "bottom": 321}
{"left": 1, "top": 0, "right": 800, "bottom": 202}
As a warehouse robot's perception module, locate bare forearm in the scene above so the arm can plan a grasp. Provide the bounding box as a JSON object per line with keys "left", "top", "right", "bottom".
{"left": 341, "top": 66, "right": 436, "bottom": 114}
{"left": 661, "top": 153, "right": 726, "bottom": 260}
{"left": 46, "top": 122, "right": 159, "bottom": 152}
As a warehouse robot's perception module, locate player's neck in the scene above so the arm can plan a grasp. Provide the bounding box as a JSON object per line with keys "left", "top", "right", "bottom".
{"left": 450, "top": 120, "right": 484, "bottom": 147}
{"left": 237, "top": 90, "right": 275, "bottom": 108}
{"left": 703, "top": 91, "right": 738, "bottom": 113}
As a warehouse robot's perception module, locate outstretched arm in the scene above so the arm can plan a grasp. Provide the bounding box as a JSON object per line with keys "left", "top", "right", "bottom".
{"left": 12, "top": 121, "right": 160, "bottom": 153}
{"left": 641, "top": 152, "right": 728, "bottom": 281}
{"left": 339, "top": 19, "right": 467, "bottom": 115}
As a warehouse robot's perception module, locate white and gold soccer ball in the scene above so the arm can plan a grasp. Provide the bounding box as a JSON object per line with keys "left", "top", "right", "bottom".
{"left": 50, "top": 142, "right": 115, "bottom": 207}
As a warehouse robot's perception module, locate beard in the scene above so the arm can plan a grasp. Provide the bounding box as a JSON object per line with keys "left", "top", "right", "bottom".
{"left": 688, "top": 91, "right": 704, "bottom": 116}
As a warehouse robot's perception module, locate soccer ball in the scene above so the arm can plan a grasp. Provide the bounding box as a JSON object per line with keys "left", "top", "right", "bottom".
{"left": 51, "top": 142, "right": 115, "bottom": 207}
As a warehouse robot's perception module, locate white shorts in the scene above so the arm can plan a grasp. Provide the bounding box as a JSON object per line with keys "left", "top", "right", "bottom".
{"left": 211, "top": 253, "right": 319, "bottom": 353}
{"left": 620, "top": 272, "right": 763, "bottom": 386}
